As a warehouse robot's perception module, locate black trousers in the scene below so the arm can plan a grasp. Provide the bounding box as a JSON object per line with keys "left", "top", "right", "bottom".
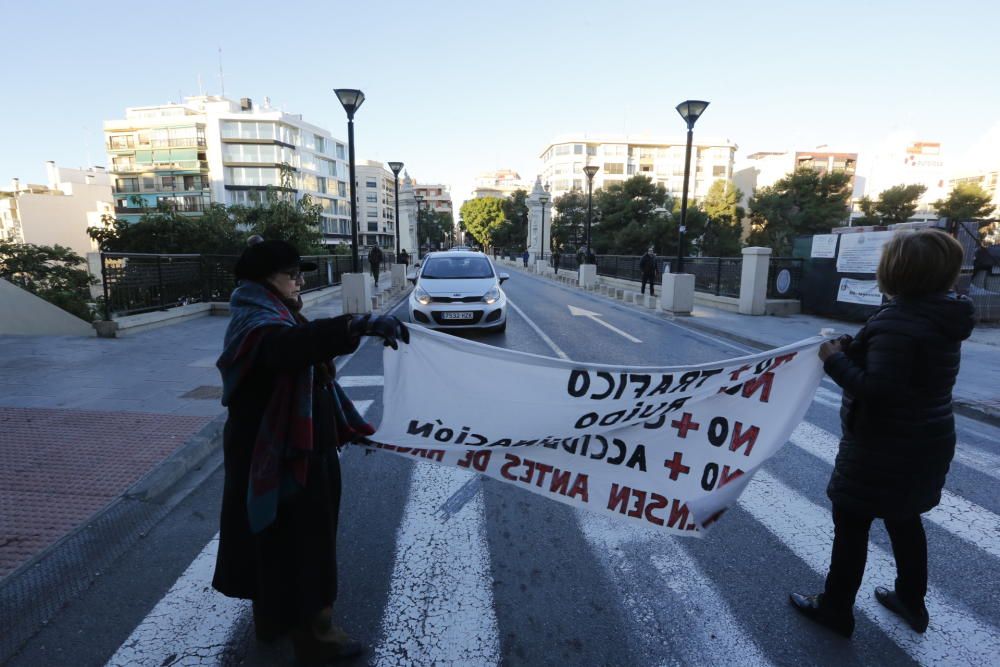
{"left": 641, "top": 274, "right": 656, "bottom": 295}
{"left": 823, "top": 505, "right": 927, "bottom": 611}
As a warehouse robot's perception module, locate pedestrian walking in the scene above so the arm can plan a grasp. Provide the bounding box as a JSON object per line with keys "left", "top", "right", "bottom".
{"left": 368, "top": 245, "right": 383, "bottom": 288}
{"left": 790, "top": 228, "right": 974, "bottom": 639}
{"left": 639, "top": 246, "right": 658, "bottom": 296}
{"left": 553, "top": 249, "right": 561, "bottom": 274}
{"left": 972, "top": 245, "right": 995, "bottom": 287}
{"left": 522, "top": 249, "right": 529, "bottom": 267}
{"left": 399, "top": 248, "right": 409, "bottom": 267}
{"left": 213, "top": 237, "right": 409, "bottom": 663}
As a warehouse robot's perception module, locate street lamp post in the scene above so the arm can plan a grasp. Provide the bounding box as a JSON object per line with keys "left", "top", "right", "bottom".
{"left": 674, "top": 99, "right": 709, "bottom": 274}
{"left": 388, "top": 161, "right": 403, "bottom": 256}
{"left": 414, "top": 194, "right": 425, "bottom": 257}
{"left": 335, "top": 88, "right": 365, "bottom": 273}
{"left": 583, "top": 165, "right": 599, "bottom": 263}
{"left": 539, "top": 186, "right": 551, "bottom": 260}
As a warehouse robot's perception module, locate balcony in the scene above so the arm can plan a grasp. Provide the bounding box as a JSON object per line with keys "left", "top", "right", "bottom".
{"left": 106, "top": 137, "right": 206, "bottom": 151}
{"left": 110, "top": 161, "right": 209, "bottom": 174}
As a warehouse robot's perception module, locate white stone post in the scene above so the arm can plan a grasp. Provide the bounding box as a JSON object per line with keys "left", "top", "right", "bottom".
{"left": 660, "top": 273, "right": 695, "bottom": 314}
{"left": 525, "top": 176, "right": 552, "bottom": 263}
{"left": 390, "top": 263, "right": 406, "bottom": 289}
{"left": 341, "top": 273, "right": 372, "bottom": 314}
{"left": 739, "top": 247, "right": 772, "bottom": 315}
{"left": 579, "top": 263, "right": 597, "bottom": 288}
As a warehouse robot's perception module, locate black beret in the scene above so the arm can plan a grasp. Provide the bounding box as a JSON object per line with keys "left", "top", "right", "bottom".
{"left": 233, "top": 239, "right": 318, "bottom": 281}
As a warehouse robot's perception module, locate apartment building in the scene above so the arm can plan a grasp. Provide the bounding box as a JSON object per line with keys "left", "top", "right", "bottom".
{"left": 355, "top": 161, "right": 399, "bottom": 250}
{"left": 412, "top": 182, "right": 453, "bottom": 216}
{"left": 104, "top": 96, "right": 353, "bottom": 247}
{"left": 472, "top": 169, "right": 531, "bottom": 199}
{"left": 0, "top": 162, "right": 113, "bottom": 256}
{"left": 539, "top": 135, "right": 737, "bottom": 202}
{"left": 733, "top": 147, "right": 861, "bottom": 208}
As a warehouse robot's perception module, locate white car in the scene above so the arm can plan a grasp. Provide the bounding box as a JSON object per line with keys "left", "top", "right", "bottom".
{"left": 408, "top": 250, "right": 510, "bottom": 332}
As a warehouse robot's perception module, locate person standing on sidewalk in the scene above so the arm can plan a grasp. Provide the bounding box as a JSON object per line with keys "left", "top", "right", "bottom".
{"left": 214, "top": 237, "right": 409, "bottom": 663}
{"left": 639, "top": 247, "right": 658, "bottom": 296}
{"left": 553, "top": 248, "right": 561, "bottom": 275}
{"left": 399, "top": 248, "right": 409, "bottom": 267}
{"left": 368, "top": 245, "right": 383, "bottom": 288}
{"left": 790, "top": 228, "right": 975, "bottom": 639}
{"left": 522, "top": 249, "right": 529, "bottom": 267}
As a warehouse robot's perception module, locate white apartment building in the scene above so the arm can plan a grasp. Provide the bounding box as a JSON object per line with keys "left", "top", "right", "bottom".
{"left": 355, "top": 161, "right": 399, "bottom": 251}
{"left": 412, "top": 182, "right": 453, "bottom": 216}
{"left": 859, "top": 138, "right": 947, "bottom": 216}
{"left": 104, "top": 96, "right": 352, "bottom": 247}
{"left": 472, "top": 169, "right": 531, "bottom": 199}
{"left": 0, "top": 162, "right": 113, "bottom": 256}
{"left": 539, "top": 135, "right": 737, "bottom": 202}
{"left": 733, "top": 148, "right": 862, "bottom": 209}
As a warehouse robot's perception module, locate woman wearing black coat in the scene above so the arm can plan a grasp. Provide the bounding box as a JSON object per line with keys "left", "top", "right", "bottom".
{"left": 790, "top": 228, "right": 975, "bottom": 639}
{"left": 213, "top": 238, "right": 408, "bottom": 664}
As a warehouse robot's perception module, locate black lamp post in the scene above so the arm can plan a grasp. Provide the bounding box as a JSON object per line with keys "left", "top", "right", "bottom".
{"left": 414, "top": 194, "right": 425, "bottom": 257}
{"left": 539, "top": 185, "right": 550, "bottom": 260}
{"left": 583, "top": 165, "right": 599, "bottom": 263}
{"left": 334, "top": 88, "right": 365, "bottom": 273}
{"left": 675, "top": 99, "right": 709, "bottom": 273}
{"left": 388, "top": 161, "right": 403, "bottom": 256}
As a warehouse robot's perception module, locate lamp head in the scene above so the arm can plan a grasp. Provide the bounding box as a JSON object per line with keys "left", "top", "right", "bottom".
{"left": 388, "top": 161, "right": 404, "bottom": 176}
{"left": 583, "top": 165, "right": 599, "bottom": 181}
{"left": 335, "top": 89, "right": 366, "bottom": 118}
{"left": 676, "top": 100, "right": 709, "bottom": 129}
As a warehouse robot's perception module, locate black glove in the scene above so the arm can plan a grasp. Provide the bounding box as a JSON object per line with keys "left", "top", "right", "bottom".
{"left": 349, "top": 314, "right": 410, "bottom": 350}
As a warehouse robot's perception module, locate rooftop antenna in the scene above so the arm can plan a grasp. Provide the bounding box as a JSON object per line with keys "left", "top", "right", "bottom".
{"left": 218, "top": 47, "right": 226, "bottom": 97}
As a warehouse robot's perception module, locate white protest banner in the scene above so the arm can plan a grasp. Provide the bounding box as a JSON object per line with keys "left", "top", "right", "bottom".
{"left": 371, "top": 327, "right": 824, "bottom": 536}
{"left": 836, "top": 278, "right": 883, "bottom": 306}
{"left": 836, "top": 231, "right": 893, "bottom": 273}
{"left": 810, "top": 234, "right": 838, "bottom": 258}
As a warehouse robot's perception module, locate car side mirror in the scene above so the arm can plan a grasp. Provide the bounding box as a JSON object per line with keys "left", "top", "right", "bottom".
{"left": 498, "top": 273, "right": 510, "bottom": 284}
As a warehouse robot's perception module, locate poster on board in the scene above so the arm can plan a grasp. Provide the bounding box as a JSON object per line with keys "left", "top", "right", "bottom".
{"left": 836, "top": 278, "right": 883, "bottom": 306}
{"left": 836, "top": 231, "right": 893, "bottom": 273}
{"left": 810, "top": 234, "right": 838, "bottom": 258}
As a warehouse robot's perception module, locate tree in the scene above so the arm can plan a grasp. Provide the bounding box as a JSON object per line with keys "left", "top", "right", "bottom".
{"left": 459, "top": 197, "right": 506, "bottom": 248}
{"left": 492, "top": 189, "right": 529, "bottom": 251}
{"left": 551, "top": 190, "right": 588, "bottom": 251}
{"left": 933, "top": 182, "right": 996, "bottom": 222}
{"left": 872, "top": 184, "right": 926, "bottom": 224}
{"left": 699, "top": 179, "right": 745, "bottom": 256}
{"left": 0, "top": 241, "right": 96, "bottom": 320}
{"left": 420, "top": 209, "right": 455, "bottom": 249}
{"left": 89, "top": 202, "right": 247, "bottom": 255}
{"left": 592, "top": 176, "right": 673, "bottom": 255}
{"left": 746, "top": 168, "right": 852, "bottom": 254}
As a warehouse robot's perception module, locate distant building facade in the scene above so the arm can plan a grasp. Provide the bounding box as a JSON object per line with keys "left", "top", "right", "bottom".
{"left": 733, "top": 148, "right": 861, "bottom": 208}
{"left": 472, "top": 169, "right": 531, "bottom": 199}
{"left": 355, "top": 161, "right": 399, "bottom": 250}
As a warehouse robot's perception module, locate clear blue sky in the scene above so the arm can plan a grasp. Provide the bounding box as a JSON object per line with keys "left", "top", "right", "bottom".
{"left": 3, "top": 0, "right": 999, "bottom": 210}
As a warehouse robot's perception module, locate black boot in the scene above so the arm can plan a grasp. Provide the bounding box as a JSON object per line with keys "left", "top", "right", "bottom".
{"left": 875, "top": 586, "right": 929, "bottom": 633}
{"left": 789, "top": 592, "right": 855, "bottom": 638}
{"left": 252, "top": 600, "right": 292, "bottom": 643}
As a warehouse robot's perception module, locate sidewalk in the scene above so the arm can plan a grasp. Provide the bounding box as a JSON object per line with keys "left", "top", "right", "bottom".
{"left": 0, "top": 274, "right": 398, "bottom": 580}
{"left": 502, "top": 259, "right": 1000, "bottom": 422}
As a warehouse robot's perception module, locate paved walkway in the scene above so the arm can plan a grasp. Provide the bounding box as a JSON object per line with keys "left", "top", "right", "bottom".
{"left": 0, "top": 275, "right": 395, "bottom": 579}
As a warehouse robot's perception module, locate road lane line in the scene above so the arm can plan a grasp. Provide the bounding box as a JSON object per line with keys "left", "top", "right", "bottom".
{"left": 372, "top": 462, "right": 500, "bottom": 666}
{"left": 505, "top": 297, "right": 570, "bottom": 359}
{"left": 567, "top": 304, "right": 643, "bottom": 343}
{"left": 578, "top": 512, "right": 775, "bottom": 667}
{"left": 791, "top": 421, "right": 1000, "bottom": 559}
{"left": 741, "top": 470, "right": 1000, "bottom": 665}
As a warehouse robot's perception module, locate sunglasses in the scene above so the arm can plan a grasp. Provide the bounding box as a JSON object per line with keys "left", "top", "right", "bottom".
{"left": 280, "top": 270, "right": 306, "bottom": 282}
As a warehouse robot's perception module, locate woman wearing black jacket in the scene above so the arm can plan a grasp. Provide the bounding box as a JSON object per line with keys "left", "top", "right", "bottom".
{"left": 790, "top": 228, "right": 975, "bottom": 639}
{"left": 213, "top": 238, "right": 408, "bottom": 663}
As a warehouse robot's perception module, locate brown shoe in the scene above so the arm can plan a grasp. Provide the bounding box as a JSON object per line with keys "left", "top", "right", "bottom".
{"left": 292, "top": 619, "right": 366, "bottom": 664}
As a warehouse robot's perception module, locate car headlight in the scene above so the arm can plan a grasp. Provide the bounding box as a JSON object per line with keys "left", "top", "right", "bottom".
{"left": 483, "top": 286, "right": 501, "bottom": 304}
{"left": 414, "top": 286, "right": 432, "bottom": 305}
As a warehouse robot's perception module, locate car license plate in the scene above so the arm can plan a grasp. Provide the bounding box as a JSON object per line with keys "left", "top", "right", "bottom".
{"left": 441, "top": 311, "right": 474, "bottom": 320}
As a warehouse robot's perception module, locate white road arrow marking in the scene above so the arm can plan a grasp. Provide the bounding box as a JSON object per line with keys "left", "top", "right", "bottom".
{"left": 568, "top": 304, "right": 642, "bottom": 343}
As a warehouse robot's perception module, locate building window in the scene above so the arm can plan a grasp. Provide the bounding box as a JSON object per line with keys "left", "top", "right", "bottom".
{"left": 712, "top": 165, "right": 727, "bottom": 177}
{"left": 366, "top": 180, "right": 377, "bottom": 188}
{"left": 315, "top": 135, "right": 325, "bottom": 153}
{"left": 338, "top": 181, "right": 347, "bottom": 197}
{"left": 554, "top": 144, "right": 572, "bottom": 156}
{"left": 574, "top": 144, "right": 584, "bottom": 154}
{"left": 116, "top": 178, "right": 139, "bottom": 193}
{"left": 142, "top": 176, "right": 155, "bottom": 191}
{"left": 109, "top": 135, "right": 134, "bottom": 149}
{"left": 367, "top": 207, "right": 378, "bottom": 217}
{"left": 366, "top": 193, "right": 378, "bottom": 203}
{"left": 336, "top": 144, "right": 345, "bottom": 159}
{"left": 161, "top": 176, "right": 175, "bottom": 190}
{"left": 603, "top": 163, "right": 624, "bottom": 175}
{"left": 317, "top": 177, "right": 328, "bottom": 194}
{"left": 368, "top": 222, "right": 378, "bottom": 232}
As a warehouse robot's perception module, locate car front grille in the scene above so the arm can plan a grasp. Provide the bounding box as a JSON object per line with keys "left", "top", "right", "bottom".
{"left": 430, "top": 295, "right": 482, "bottom": 303}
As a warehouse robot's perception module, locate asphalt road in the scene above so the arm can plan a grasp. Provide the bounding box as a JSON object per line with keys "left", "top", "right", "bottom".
{"left": 11, "top": 269, "right": 1000, "bottom": 666}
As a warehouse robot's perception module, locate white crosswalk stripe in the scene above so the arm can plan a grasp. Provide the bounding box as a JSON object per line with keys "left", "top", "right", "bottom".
{"left": 103, "top": 373, "right": 1000, "bottom": 667}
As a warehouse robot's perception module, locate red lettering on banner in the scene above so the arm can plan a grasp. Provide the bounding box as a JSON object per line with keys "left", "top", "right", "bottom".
{"left": 608, "top": 483, "right": 630, "bottom": 513}
{"left": 699, "top": 508, "right": 728, "bottom": 529}
{"left": 519, "top": 459, "right": 537, "bottom": 484}
{"left": 500, "top": 454, "right": 519, "bottom": 480}
{"left": 729, "top": 422, "right": 760, "bottom": 457}
{"left": 568, "top": 474, "right": 589, "bottom": 502}
{"left": 627, "top": 489, "right": 647, "bottom": 518}
{"left": 667, "top": 499, "right": 691, "bottom": 529}
{"left": 644, "top": 493, "right": 668, "bottom": 526}
{"left": 770, "top": 352, "right": 797, "bottom": 371}
{"left": 670, "top": 412, "right": 701, "bottom": 438}
{"left": 549, "top": 469, "right": 572, "bottom": 495}
{"left": 741, "top": 372, "right": 774, "bottom": 403}
{"left": 663, "top": 451, "right": 691, "bottom": 481}
{"left": 533, "top": 462, "right": 554, "bottom": 487}
{"left": 719, "top": 465, "right": 745, "bottom": 487}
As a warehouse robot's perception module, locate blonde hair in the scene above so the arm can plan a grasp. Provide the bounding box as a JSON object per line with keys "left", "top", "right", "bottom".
{"left": 877, "top": 228, "right": 964, "bottom": 298}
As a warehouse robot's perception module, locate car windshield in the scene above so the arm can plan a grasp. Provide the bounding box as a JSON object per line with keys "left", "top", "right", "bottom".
{"left": 420, "top": 256, "right": 494, "bottom": 279}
